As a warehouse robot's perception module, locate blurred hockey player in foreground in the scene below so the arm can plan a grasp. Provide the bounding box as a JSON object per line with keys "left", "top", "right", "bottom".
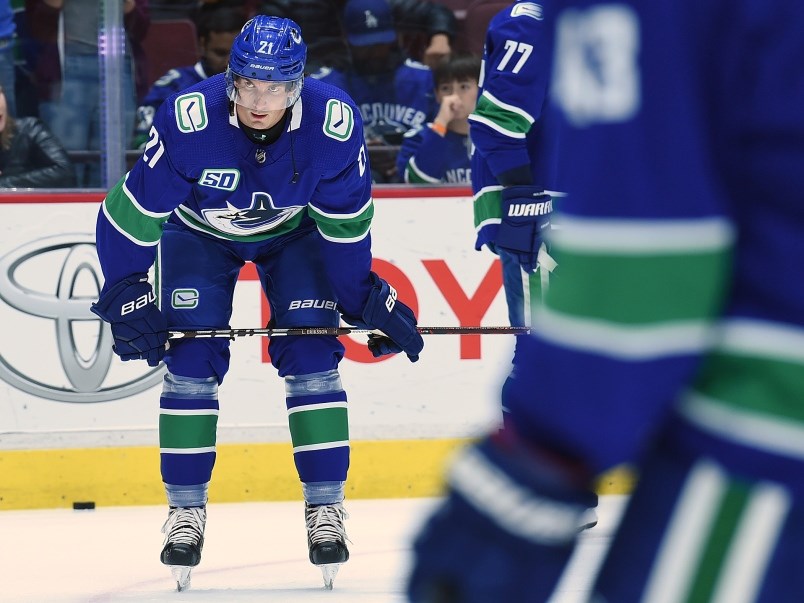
{"left": 90, "top": 15, "right": 423, "bottom": 592}
{"left": 408, "top": 0, "right": 804, "bottom": 601}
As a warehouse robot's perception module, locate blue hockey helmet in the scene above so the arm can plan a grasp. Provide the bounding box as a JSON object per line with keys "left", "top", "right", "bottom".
{"left": 226, "top": 16, "right": 307, "bottom": 111}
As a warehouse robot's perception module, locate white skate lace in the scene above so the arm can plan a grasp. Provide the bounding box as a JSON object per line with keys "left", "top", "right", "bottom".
{"left": 161, "top": 506, "right": 206, "bottom": 546}
{"left": 305, "top": 503, "right": 351, "bottom": 545}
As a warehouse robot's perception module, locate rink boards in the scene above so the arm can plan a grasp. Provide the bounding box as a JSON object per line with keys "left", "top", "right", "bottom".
{"left": 0, "top": 188, "right": 633, "bottom": 510}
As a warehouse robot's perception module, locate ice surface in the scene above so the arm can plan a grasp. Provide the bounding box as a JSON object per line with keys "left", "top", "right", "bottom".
{"left": 0, "top": 496, "right": 627, "bottom": 602}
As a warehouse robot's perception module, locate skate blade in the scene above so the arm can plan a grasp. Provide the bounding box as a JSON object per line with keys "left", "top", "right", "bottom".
{"left": 170, "top": 566, "right": 193, "bottom": 592}
{"left": 319, "top": 563, "right": 341, "bottom": 590}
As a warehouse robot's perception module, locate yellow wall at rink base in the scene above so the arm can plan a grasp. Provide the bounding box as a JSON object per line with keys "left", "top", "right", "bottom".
{"left": 0, "top": 439, "right": 634, "bottom": 511}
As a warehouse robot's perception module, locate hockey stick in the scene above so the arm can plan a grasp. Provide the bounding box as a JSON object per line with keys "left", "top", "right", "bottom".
{"left": 168, "top": 325, "right": 529, "bottom": 340}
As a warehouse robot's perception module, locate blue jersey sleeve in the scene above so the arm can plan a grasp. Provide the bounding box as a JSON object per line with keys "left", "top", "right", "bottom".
{"left": 469, "top": 2, "right": 553, "bottom": 181}
{"left": 399, "top": 125, "right": 455, "bottom": 183}
{"left": 307, "top": 97, "right": 375, "bottom": 317}
{"left": 96, "top": 101, "right": 194, "bottom": 289}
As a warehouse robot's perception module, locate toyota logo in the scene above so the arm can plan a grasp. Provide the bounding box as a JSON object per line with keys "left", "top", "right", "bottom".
{"left": 0, "top": 234, "right": 164, "bottom": 403}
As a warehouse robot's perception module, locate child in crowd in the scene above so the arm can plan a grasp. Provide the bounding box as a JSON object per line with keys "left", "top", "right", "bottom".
{"left": 396, "top": 54, "right": 480, "bottom": 184}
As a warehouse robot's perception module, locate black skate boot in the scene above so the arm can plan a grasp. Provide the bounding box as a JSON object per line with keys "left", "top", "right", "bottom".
{"left": 160, "top": 505, "right": 206, "bottom": 591}
{"left": 305, "top": 502, "right": 350, "bottom": 589}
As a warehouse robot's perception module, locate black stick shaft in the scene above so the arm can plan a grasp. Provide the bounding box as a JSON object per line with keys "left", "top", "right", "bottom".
{"left": 168, "top": 326, "right": 529, "bottom": 340}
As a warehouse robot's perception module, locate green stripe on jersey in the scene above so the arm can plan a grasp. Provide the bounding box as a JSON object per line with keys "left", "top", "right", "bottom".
{"left": 473, "top": 93, "right": 533, "bottom": 136}
{"left": 405, "top": 158, "right": 440, "bottom": 184}
{"left": 694, "top": 352, "right": 804, "bottom": 423}
{"left": 308, "top": 202, "right": 373, "bottom": 241}
{"left": 687, "top": 482, "right": 749, "bottom": 602}
{"left": 288, "top": 406, "right": 349, "bottom": 448}
{"left": 159, "top": 413, "right": 218, "bottom": 449}
{"left": 545, "top": 249, "right": 731, "bottom": 325}
{"left": 103, "top": 178, "right": 171, "bottom": 245}
{"left": 474, "top": 188, "right": 502, "bottom": 227}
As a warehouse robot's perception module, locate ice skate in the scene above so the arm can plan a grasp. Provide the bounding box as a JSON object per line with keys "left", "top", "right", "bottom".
{"left": 160, "top": 505, "right": 206, "bottom": 591}
{"left": 305, "top": 502, "right": 350, "bottom": 589}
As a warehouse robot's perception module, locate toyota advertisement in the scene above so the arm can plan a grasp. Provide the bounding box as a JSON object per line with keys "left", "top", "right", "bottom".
{"left": 0, "top": 191, "right": 514, "bottom": 450}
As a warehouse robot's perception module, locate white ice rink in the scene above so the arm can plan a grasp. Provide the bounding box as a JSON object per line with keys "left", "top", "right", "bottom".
{"left": 0, "top": 495, "right": 627, "bottom": 603}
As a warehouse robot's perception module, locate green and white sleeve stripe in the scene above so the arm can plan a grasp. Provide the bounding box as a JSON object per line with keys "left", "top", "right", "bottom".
{"left": 680, "top": 319, "right": 804, "bottom": 457}
{"left": 533, "top": 215, "right": 736, "bottom": 360}
{"left": 469, "top": 91, "right": 535, "bottom": 139}
{"left": 405, "top": 156, "right": 441, "bottom": 184}
{"left": 101, "top": 175, "right": 172, "bottom": 246}
{"left": 308, "top": 198, "right": 374, "bottom": 243}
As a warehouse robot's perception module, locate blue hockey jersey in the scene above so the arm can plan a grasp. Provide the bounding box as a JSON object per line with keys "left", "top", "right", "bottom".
{"left": 312, "top": 59, "right": 435, "bottom": 137}
{"left": 507, "top": 0, "right": 804, "bottom": 491}
{"left": 470, "top": 1, "right": 558, "bottom": 250}
{"left": 96, "top": 75, "right": 375, "bottom": 316}
{"left": 397, "top": 124, "right": 472, "bottom": 184}
{"left": 133, "top": 63, "right": 209, "bottom": 148}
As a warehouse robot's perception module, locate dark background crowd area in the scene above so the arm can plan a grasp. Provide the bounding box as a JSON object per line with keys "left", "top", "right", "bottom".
{"left": 1, "top": 0, "right": 509, "bottom": 188}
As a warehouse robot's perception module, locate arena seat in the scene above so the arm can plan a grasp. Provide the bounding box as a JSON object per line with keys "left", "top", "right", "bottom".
{"left": 141, "top": 19, "right": 200, "bottom": 90}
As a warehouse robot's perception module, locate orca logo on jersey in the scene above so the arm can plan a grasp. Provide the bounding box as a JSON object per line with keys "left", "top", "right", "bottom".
{"left": 323, "top": 99, "right": 354, "bottom": 141}
{"left": 200, "top": 192, "right": 305, "bottom": 235}
{"left": 199, "top": 169, "right": 241, "bottom": 191}
{"left": 175, "top": 92, "right": 208, "bottom": 133}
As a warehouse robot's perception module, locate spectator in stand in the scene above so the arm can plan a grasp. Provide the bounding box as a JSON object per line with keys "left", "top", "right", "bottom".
{"left": 313, "top": 0, "right": 435, "bottom": 183}
{"left": 25, "top": 0, "right": 150, "bottom": 187}
{"left": 259, "top": 0, "right": 456, "bottom": 71}
{"left": 132, "top": 4, "right": 247, "bottom": 149}
{"left": 397, "top": 54, "right": 480, "bottom": 185}
{"left": 0, "top": 0, "right": 15, "bottom": 116}
{"left": 0, "top": 83, "right": 76, "bottom": 187}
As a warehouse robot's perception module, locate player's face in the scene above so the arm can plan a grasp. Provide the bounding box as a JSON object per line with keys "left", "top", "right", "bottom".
{"left": 436, "top": 79, "right": 479, "bottom": 118}
{"left": 201, "top": 31, "right": 238, "bottom": 75}
{"left": 232, "top": 75, "right": 302, "bottom": 112}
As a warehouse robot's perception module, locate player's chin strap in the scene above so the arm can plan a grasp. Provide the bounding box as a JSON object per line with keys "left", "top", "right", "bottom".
{"left": 537, "top": 243, "right": 558, "bottom": 292}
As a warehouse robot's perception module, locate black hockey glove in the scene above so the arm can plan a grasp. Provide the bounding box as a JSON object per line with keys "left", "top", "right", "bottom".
{"left": 344, "top": 272, "right": 424, "bottom": 362}
{"left": 497, "top": 186, "right": 553, "bottom": 273}
{"left": 408, "top": 430, "right": 597, "bottom": 603}
{"left": 90, "top": 274, "right": 168, "bottom": 367}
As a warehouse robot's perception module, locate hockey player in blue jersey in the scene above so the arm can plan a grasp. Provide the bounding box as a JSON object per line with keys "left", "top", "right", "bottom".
{"left": 132, "top": 6, "right": 247, "bottom": 149}
{"left": 469, "top": 0, "right": 559, "bottom": 330}
{"left": 89, "top": 15, "right": 423, "bottom": 592}
{"left": 312, "top": 0, "right": 435, "bottom": 183}
{"left": 397, "top": 54, "right": 480, "bottom": 185}
{"left": 408, "top": 0, "right": 804, "bottom": 601}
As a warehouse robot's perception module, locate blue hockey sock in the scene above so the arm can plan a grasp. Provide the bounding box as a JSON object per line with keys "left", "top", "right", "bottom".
{"left": 285, "top": 369, "right": 350, "bottom": 483}
{"left": 159, "top": 372, "right": 219, "bottom": 490}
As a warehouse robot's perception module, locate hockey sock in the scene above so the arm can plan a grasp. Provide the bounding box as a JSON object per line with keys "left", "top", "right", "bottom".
{"left": 160, "top": 373, "right": 219, "bottom": 495}
{"left": 285, "top": 369, "right": 350, "bottom": 483}
{"left": 303, "top": 481, "right": 346, "bottom": 505}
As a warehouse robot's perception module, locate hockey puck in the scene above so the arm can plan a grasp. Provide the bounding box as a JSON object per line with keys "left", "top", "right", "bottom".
{"left": 72, "top": 501, "right": 96, "bottom": 510}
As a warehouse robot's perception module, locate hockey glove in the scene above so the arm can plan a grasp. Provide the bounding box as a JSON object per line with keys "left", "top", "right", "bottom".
{"left": 90, "top": 274, "right": 168, "bottom": 367}
{"left": 343, "top": 272, "right": 424, "bottom": 362}
{"left": 496, "top": 186, "right": 553, "bottom": 273}
{"left": 407, "top": 431, "right": 597, "bottom": 603}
